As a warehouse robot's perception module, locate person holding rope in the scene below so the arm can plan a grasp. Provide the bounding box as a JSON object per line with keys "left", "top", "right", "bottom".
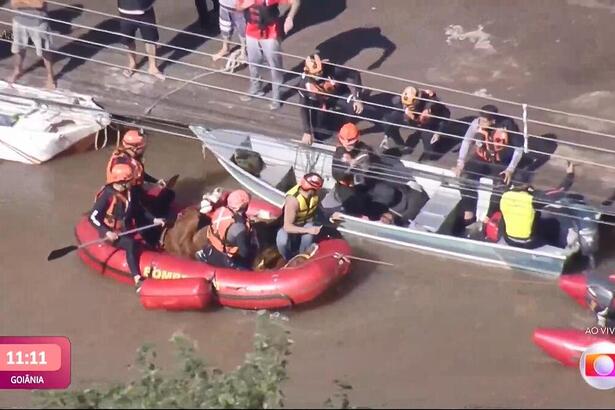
{"left": 277, "top": 173, "right": 333, "bottom": 261}
{"left": 299, "top": 54, "right": 365, "bottom": 144}
{"left": 379, "top": 86, "right": 450, "bottom": 160}
{"left": 453, "top": 105, "right": 524, "bottom": 229}
{"left": 90, "top": 163, "right": 165, "bottom": 291}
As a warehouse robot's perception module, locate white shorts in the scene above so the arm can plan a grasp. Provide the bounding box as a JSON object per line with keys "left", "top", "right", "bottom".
{"left": 11, "top": 19, "right": 52, "bottom": 57}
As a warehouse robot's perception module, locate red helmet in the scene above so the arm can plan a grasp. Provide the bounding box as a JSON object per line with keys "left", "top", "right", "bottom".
{"left": 122, "top": 130, "right": 146, "bottom": 149}
{"left": 227, "top": 189, "right": 251, "bottom": 212}
{"left": 107, "top": 163, "right": 133, "bottom": 184}
{"left": 338, "top": 123, "right": 360, "bottom": 148}
{"left": 300, "top": 173, "right": 324, "bottom": 191}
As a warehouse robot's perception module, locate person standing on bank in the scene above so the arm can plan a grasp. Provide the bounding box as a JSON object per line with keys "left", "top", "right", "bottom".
{"left": 212, "top": 0, "right": 246, "bottom": 62}
{"left": 8, "top": 0, "right": 55, "bottom": 89}
{"left": 117, "top": 0, "right": 165, "bottom": 80}
{"left": 236, "top": 0, "right": 301, "bottom": 111}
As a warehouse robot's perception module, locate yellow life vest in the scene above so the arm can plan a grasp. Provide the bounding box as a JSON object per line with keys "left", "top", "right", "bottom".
{"left": 286, "top": 184, "right": 319, "bottom": 225}
{"left": 500, "top": 190, "right": 536, "bottom": 241}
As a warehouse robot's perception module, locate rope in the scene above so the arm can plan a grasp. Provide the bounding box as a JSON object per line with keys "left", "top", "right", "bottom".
{"left": 3, "top": 32, "right": 615, "bottom": 174}
{"left": 4, "top": 5, "right": 615, "bottom": 134}
{"left": 109, "top": 117, "right": 615, "bottom": 224}
{"left": 41, "top": 0, "right": 615, "bottom": 128}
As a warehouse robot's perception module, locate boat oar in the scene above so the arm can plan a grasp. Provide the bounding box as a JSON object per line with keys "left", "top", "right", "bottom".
{"left": 47, "top": 222, "right": 162, "bottom": 261}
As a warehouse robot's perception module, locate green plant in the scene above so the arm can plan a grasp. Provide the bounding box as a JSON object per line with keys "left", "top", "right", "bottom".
{"left": 35, "top": 315, "right": 292, "bottom": 409}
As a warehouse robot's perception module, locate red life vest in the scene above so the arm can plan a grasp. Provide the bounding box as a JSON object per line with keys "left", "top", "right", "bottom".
{"left": 244, "top": 0, "right": 280, "bottom": 33}
{"left": 206, "top": 207, "right": 251, "bottom": 257}
{"left": 475, "top": 128, "right": 509, "bottom": 163}
{"left": 95, "top": 187, "right": 130, "bottom": 232}
{"left": 107, "top": 148, "right": 145, "bottom": 186}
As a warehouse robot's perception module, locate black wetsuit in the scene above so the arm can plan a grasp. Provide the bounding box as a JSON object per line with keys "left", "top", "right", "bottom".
{"left": 89, "top": 185, "right": 156, "bottom": 279}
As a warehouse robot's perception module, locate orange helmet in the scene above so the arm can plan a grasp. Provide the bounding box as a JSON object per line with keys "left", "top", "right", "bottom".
{"left": 227, "top": 189, "right": 251, "bottom": 212}
{"left": 304, "top": 54, "right": 323, "bottom": 75}
{"left": 122, "top": 130, "right": 146, "bottom": 150}
{"left": 107, "top": 163, "right": 134, "bottom": 184}
{"left": 338, "top": 123, "right": 360, "bottom": 148}
{"left": 300, "top": 173, "right": 324, "bottom": 191}
{"left": 401, "top": 86, "right": 418, "bottom": 108}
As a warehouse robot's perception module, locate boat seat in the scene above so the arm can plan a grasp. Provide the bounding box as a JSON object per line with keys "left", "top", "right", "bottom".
{"left": 411, "top": 186, "right": 461, "bottom": 234}
{"left": 496, "top": 237, "right": 571, "bottom": 256}
{"left": 260, "top": 164, "right": 297, "bottom": 192}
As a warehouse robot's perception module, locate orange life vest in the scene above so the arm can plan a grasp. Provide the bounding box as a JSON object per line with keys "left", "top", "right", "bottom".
{"left": 475, "top": 128, "right": 509, "bottom": 163}
{"left": 206, "top": 206, "right": 251, "bottom": 257}
{"left": 95, "top": 186, "right": 130, "bottom": 232}
{"left": 106, "top": 148, "right": 145, "bottom": 186}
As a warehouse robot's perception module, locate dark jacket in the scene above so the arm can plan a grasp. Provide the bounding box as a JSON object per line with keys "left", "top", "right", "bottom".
{"left": 117, "top": 0, "right": 154, "bottom": 13}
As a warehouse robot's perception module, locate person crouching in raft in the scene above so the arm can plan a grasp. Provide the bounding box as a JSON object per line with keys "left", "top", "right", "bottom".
{"left": 276, "top": 173, "right": 326, "bottom": 261}
{"left": 89, "top": 163, "right": 166, "bottom": 291}
{"left": 107, "top": 129, "right": 175, "bottom": 218}
{"left": 195, "top": 189, "right": 257, "bottom": 269}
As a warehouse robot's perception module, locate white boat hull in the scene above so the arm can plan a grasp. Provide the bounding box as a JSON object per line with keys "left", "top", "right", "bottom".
{"left": 0, "top": 81, "right": 111, "bottom": 164}
{"left": 192, "top": 126, "right": 577, "bottom": 278}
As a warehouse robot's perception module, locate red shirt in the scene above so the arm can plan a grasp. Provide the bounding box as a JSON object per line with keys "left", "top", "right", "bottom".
{"left": 240, "top": 0, "right": 290, "bottom": 40}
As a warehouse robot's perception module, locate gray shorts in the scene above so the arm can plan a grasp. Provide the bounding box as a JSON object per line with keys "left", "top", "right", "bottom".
{"left": 219, "top": 6, "right": 246, "bottom": 41}
{"left": 11, "top": 19, "right": 52, "bottom": 57}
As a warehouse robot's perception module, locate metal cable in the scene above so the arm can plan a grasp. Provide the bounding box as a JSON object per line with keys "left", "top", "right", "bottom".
{"left": 3, "top": 25, "right": 615, "bottom": 174}
{"left": 42, "top": 0, "right": 615, "bottom": 128}
{"left": 111, "top": 117, "right": 615, "bottom": 227}
{"left": 3, "top": 8, "right": 615, "bottom": 162}
{"left": 6, "top": 4, "right": 615, "bottom": 132}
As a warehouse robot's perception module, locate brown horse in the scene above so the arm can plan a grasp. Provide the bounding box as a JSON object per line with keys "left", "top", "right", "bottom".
{"left": 162, "top": 208, "right": 286, "bottom": 271}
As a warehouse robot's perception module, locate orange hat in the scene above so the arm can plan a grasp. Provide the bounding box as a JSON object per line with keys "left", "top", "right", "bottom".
{"left": 401, "top": 86, "right": 418, "bottom": 107}
{"left": 107, "top": 163, "right": 134, "bottom": 184}
{"left": 227, "top": 189, "right": 251, "bottom": 212}
{"left": 338, "top": 123, "right": 360, "bottom": 148}
{"left": 304, "top": 54, "right": 323, "bottom": 75}
{"left": 122, "top": 130, "right": 146, "bottom": 149}
{"left": 300, "top": 172, "right": 324, "bottom": 191}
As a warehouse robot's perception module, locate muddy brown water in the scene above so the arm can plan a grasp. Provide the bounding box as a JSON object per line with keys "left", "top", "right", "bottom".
{"left": 1, "top": 133, "right": 614, "bottom": 408}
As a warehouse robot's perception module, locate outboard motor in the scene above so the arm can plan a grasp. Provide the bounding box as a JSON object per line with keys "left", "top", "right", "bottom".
{"left": 542, "top": 194, "right": 601, "bottom": 268}
{"left": 586, "top": 271, "right": 615, "bottom": 328}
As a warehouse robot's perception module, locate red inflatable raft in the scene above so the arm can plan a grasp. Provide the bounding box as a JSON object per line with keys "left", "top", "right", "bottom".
{"left": 533, "top": 328, "right": 615, "bottom": 367}
{"left": 75, "top": 197, "right": 352, "bottom": 310}
{"left": 559, "top": 273, "right": 589, "bottom": 308}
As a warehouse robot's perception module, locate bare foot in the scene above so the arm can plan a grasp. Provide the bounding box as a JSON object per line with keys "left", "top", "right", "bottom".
{"left": 122, "top": 68, "right": 135, "bottom": 78}
{"left": 7, "top": 70, "right": 23, "bottom": 86}
{"left": 148, "top": 68, "right": 165, "bottom": 81}
{"left": 45, "top": 78, "right": 56, "bottom": 90}
{"left": 212, "top": 49, "right": 228, "bottom": 62}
